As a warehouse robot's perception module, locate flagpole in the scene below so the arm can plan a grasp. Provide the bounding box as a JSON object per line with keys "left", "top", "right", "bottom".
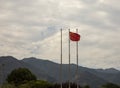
{"left": 68, "top": 29, "right": 71, "bottom": 88}
{"left": 0, "top": 64, "right": 2, "bottom": 85}
{"left": 60, "top": 29, "right": 63, "bottom": 88}
{"left": 76, "top": 29, "right": 79, "bottom": 88}
{"left": 0, "top": 64, "right": 5, "bottom": 85}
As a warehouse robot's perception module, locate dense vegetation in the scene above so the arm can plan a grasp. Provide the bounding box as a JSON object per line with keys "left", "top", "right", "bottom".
{"left": 0, "top": 68, "right": 119, "bottom": 88}
{"left": 6, "top": 68, "right": 36, "bottom": 86}
{"left": 101, "top": 83, "right": 120, "bottom": 88}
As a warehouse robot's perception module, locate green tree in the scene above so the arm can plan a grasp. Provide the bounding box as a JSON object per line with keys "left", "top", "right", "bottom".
{"left": 101, "top": 83, "right": 120, "bottom": 88}
{"left": 1, "top": 83, "right": 16, "bottom": 88}
{"left": 83, "top": 85, "right": 90, "bottom": 88}
{"left": 19, "top": 80, "right": 53, "bottom": 88}
{"left": 6, "top": 68, "right": 36, "bottom": 86}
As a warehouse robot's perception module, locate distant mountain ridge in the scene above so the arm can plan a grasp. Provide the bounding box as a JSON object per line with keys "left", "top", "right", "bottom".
{"left": 0, "top": 56, "right": 120, "bottom": 88}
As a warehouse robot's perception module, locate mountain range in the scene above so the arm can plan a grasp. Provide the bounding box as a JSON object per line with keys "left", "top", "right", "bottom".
{"left": 0, "top": 56, "right": 120, "bottom": 88}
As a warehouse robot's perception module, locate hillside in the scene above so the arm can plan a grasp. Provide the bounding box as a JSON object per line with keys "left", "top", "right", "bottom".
{"left": 0, "top": 56, "right": 120, "bottom": 88}
{"left": 0, "top": 56, "right": 56, "bottom": 84}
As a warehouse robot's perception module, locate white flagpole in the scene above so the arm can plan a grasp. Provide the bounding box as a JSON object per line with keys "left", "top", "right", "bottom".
{"left": 60, "top": 29, "right": 63, "bottom": 88}
{"left": 0, "top": 64, "right": 2, "bottom": 85}
{"left": 1, "top": 64, "right": 5, "bottom": 85}
{"left": 68, "top": 29, "right": 71, "bottom": 88}
{"left": 76, "top": 29, "right": 79, "bottom": 88}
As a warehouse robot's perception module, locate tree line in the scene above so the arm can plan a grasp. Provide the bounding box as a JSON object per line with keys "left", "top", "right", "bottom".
{"left": 0, "top": 68, "right": 120, "bottom": 88}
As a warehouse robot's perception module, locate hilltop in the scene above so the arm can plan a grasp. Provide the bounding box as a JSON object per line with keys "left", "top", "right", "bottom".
{"left": 0, "top": 56, "right": 120, "bottom": 88}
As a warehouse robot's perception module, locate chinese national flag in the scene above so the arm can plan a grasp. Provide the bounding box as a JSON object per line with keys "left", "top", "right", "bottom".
{"left": 69, "top": 32, "right": 80, "bottom": 41}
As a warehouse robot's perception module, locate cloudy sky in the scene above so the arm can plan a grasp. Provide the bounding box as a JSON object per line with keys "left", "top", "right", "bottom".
{"left": 0, "top": 0, "right": 120, "bottom": 70}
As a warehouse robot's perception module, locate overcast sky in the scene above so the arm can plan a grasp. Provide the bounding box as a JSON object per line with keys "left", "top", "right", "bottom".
{"left": 0, "top": 0, "right": 120, "bottom": 70}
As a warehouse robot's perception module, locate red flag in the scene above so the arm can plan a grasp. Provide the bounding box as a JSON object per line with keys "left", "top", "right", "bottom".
{"left": 69, "top": 32, "right": 80, "bottom": 41}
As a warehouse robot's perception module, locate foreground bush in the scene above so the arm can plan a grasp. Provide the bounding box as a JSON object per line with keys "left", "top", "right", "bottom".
{"left": 101, "top": 83, "right": 120, "bottom": 88}
{"left": 6, "top": 68, "right": 36, "bottom": 86}
{"left": 0, "top": 83, "right": 16, "bottom": 88}
{"left": 19, "top": 80, "right": 53, "bottom": 88}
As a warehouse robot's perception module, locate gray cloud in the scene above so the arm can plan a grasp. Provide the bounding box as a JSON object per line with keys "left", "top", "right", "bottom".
{"left": 0, "top": 0, "right": 120, "bottom": 70}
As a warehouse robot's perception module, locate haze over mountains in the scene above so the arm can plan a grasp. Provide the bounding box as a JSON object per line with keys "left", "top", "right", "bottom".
{"left": 0, "top": 56, "right": 120, "bottom": 88}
